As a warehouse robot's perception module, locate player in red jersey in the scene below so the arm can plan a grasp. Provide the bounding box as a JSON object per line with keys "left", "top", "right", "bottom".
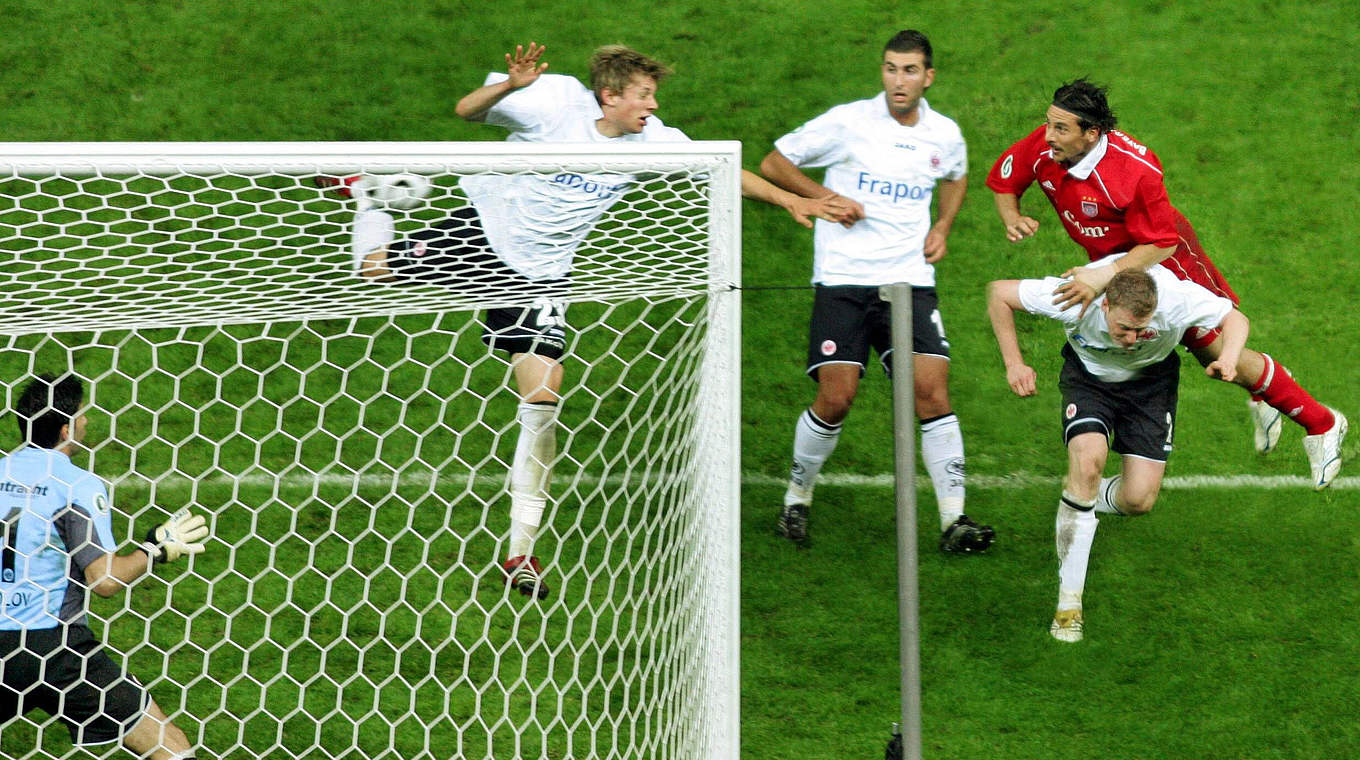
{"left": 986, "top": 79, "right": 1346, "bottom": 490}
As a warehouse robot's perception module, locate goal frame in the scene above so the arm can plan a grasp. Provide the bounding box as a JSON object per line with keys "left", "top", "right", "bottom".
{"left": 0, "top": 141, "right": 742, "bottom": 760}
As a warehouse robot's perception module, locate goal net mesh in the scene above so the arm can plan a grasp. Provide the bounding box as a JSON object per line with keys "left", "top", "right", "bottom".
{"left": 0, "top": 143, "right": 740, "bottom": 760}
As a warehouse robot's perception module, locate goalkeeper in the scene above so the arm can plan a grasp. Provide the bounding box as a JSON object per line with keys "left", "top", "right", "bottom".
{"left": 324, "top": 42, "right": 854, "bottom": 601}
{"left": 0, "top": 375, "right": 211, "bottom": 760}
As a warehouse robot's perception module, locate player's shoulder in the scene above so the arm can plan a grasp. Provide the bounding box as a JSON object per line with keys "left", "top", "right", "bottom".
{"left": 49, "top": 456, "right": 104, "bottom": 494}
{"left": 918, "top": 99, "right": 961, "bottom": 129}
{"left": 638, "top": 114, "right": 690, "bottom": 142}
{"left": 814, "top": 95, "right": 882, "bottom": 123}
{"left": 490, "top": 72, "right": 593, "bottom": 107}
{"left": 1104, "top": 130, "right": 1163, "bottom": 173}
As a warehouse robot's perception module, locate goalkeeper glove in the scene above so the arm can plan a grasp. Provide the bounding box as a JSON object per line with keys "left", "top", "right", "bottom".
{"left": 143, "top": 509, "right": 209, "bottom": 564}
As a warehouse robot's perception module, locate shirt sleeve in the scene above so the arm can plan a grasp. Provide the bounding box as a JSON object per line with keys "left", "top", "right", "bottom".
{"left": 986, "top": 124, "right": 1046, "bottom": 196}
{"left": 1016, "top": 276, "right": 1083, "bottom": 326}
{"left": 56, "top": 479, "right": 115, "bottom": 573}
{"left": 772, "top": 107, "right": 851, "bottom": 169}
{"left": 941, "top": 129, "right": 967, "bottom": 181}
{"left": 1123, "top": 172, "right": 1181, "bottom": 249}
{"left": 480, "top": 72, "right": 572, "bottom": 136}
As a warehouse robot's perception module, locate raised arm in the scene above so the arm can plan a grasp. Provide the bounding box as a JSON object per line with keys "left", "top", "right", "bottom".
{"left": 455, "top": 42, "right": 549, "bottom": 122}
{"left": 986, "top": 279, "right": 1039, "bottom": 397}
{"left": 924, "top": 175, "right": 967, "bottom": 263}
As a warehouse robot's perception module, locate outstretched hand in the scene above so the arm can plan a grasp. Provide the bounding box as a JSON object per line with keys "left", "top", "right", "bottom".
{"left": 144, "top": 509, "right": 210, "bottom": 564}
{"left": 787, "top": 194, "right": 863, "bottom": 228}
{"left": 1051, "top": 264, "right": 1115, "bottom": 318}
{"left": 1204, "top": 359, "right": 1237, "bottom": 383}
{"left": 506, "top": 42, "right": 549, "bottom": 88}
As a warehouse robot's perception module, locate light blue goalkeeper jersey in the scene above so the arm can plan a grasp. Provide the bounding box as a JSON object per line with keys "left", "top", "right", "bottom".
{"left": 0, "top": 446, "right": 115, "bottom": 630}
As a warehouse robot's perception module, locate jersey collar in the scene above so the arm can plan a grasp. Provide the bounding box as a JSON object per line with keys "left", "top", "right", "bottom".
{"left": 1066, "top": 133, "right": 1108, "bottom": 180}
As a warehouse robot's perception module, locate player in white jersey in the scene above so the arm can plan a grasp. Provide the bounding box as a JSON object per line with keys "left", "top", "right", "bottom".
{"left": 1, "top": 375, "right": 211, "bottom": 758}
{"left": 987, "top": 263, "right": 1249, "bottom": 642}
{"left": 326, "top": 43, "right": 852, "bottom": 600}
{"left": 758, "top": 29, "right": 994, "bottom": 552}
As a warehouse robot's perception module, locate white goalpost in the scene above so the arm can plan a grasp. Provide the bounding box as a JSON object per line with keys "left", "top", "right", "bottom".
{"left": 0, "top": 142, "right": 741, "bottom": 760}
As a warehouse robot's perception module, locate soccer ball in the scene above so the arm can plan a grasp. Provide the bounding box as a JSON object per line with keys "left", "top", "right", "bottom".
{"left": 356, "top": 173, "right": 432, "bottom": 210}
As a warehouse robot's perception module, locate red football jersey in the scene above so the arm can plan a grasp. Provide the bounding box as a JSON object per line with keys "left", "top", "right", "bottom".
{"left": 986, "top": 124, "right": 1182, "bottom": 260}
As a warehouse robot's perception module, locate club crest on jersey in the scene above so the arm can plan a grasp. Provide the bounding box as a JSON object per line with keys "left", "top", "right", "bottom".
{"left": 1081, "top": 201, "right": 1099, "bottom": 217}
{"left": 1065, "top": 403, "right": 1077, "bottom": 420}
{"left": 412, "top": 241, "right": 427, "bottom": 258}
{"left": 930, "top": 153, "right": 942, "bottom": 169}
{"left": 820, "top": 340, "right": 837, "bottom": 356}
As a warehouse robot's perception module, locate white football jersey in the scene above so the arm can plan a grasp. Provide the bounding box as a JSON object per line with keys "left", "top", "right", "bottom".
{"left": 1016, "top": 257, "right": 1234, "bottom": 382}
{"left": 460, "top": 72, "right": 690, "bottom": 281}
{"left": 774, "top": 96, "right": 966, "bottom": 287}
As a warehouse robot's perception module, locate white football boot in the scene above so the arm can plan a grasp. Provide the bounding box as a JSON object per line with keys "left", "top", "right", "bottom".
{"left": 1248, "top": 400, "right": 1283, "bottom": 454}
{"left": 1049, "top": 608, "right": 1084, "bottom": 643}
{"left": 1303, "top": 408, "right": 1348, "bottom": 490}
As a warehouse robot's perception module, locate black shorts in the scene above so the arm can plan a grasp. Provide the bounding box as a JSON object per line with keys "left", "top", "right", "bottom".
{"left": 0, "top": 625, "right": 150, "bottom": 746}
{"left": 805, "top": 285, "right": 950, "bottom": 379}
{"left": 387, "top": 206, "right": 570, "bottom": 360}
{"left": 1058, "top": 344, "right": 1180, "bottom": 461}
{"left": 483, "top": 300, "right": 568, "bottom": 359}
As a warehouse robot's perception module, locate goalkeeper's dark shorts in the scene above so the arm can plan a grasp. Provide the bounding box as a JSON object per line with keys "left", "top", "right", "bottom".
{"left": 0, "top": 625, "right": 151, "bottom": 746}
{"left": 1058, "top": 344, "right": 1180, "bottom": 462}
{"left": 387, "top": 206, "right": 570, "bottom": 360}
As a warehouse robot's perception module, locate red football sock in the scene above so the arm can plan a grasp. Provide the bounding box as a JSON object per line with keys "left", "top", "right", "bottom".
{"left": 1250, "top": 354, "right": 1334, "bottom": 435}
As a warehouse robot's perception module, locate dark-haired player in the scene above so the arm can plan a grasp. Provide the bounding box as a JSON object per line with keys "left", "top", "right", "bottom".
{"left": 759, "top": 29, "right": 994, "bottom": 552}
{"left": 1, "top": 375, "right": 210, "bottom": 758}
{"left": 987, "top": 78, "right": 1346, "bottom": 489}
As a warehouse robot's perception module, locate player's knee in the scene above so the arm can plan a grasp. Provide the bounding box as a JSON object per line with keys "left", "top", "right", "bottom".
{"left": 1068, "top": 458, "right": 1104, "bottom": 491}
{"left": 1121, "top": 494, "right": 1157, "bottom": 516}
{"left": 816, "top": 392, "right": 855, "bottom": 422}
{"left": 913, "top": 387, "right": 950, "bottom": 418}
{"left": 1119, "top": 485, "right": 1160, "bottom": 516}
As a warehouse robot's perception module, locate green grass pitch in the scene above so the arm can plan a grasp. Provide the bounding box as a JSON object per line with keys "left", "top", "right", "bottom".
{"left": 2, "top": 1, "right": 1358, "bottom": 758}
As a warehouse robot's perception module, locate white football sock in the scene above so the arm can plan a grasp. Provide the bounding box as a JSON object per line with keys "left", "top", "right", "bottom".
{"left": 785, "top": 408, "right": 841, "bottom": 506}
{"left": 1094, "top": 475, "right": 1125, "bottom": 515}
{"left": 508, "top": 401, "right": 558, "bottom": 558}
{"left": 1055, "top": 492, "right": 1098, "bottom": 612}
{"left": 351, "top": 208, "right": 395, "bottom": 271}
{"left": 921, "top": 414, "right": 966, "bottom": 530}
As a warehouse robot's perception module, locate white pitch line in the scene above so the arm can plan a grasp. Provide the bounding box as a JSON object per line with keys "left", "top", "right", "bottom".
{"left": 744, "top": 472, "right": 1358, "bottom": 490}
{"left": 111, "top": 470, "right": 1357, "bottom": 492}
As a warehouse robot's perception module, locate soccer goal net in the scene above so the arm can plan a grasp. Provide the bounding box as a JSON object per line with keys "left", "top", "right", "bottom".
{"left": 0, "top": 142, "right": 741, "bottom": 760}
